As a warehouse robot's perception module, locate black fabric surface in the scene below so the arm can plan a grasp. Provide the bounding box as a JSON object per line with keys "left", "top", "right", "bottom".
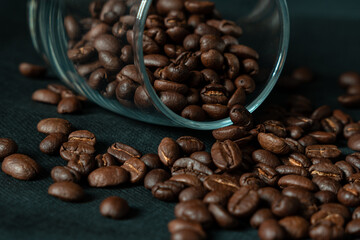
{"left": 0, "top": 1, "right": 360, "bottom": 239}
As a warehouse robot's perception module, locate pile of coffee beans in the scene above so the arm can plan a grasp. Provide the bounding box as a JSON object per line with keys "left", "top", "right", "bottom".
{"left": 338, "top": 71, "right": 360, "bottom": 108}
{"left": 31, "top": 83, "right": 86, "bottom": 114}
{"left": 65, "top": 0, "right": 259, "bottom": 121}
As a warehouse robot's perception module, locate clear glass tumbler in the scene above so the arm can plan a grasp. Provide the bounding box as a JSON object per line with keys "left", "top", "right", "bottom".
{"left": 27, "top": 0, "right": 290, "bottom": 130}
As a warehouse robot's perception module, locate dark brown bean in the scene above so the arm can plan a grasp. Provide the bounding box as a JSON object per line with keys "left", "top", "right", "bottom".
{"left": 176, "top": 136, "right": 205, "bottom": 155}
{"left": 203, "top": 174, "right": 240, "bottom": 193}
{"left": 107, "top": 142, "right": 141, "bottom": 164}
{"left": 181, "top": 105, "right": 207, "bottom": 121}
{"left": 278, "top": 216, "right": 309, "bottom": 239}
{"left": 51, "top": 166, "right": 81, "bottom": 183}
{"left": 48, "top": 182, "right": 84, "bottom": 202}
{"left": 158, "top": 137, "right": 181, "bottom": 167}
{"left": 88, "top": 166, "right": 129, "bottom": 187}
{"left": 305, "top": 145, "right": 341, "bottom": 159}
{"left": 258, "top": 219, "right": 286, "bottom": 240}
{"left": 257, "top": 133, "right": 290, "bottom": 155}
{"left": 60, "top": 141, "right": 95, "bottom": 162}
{"left": 2, "top": 154, "right": 41, "bottom": 180}
{"left": 171, "top": 158, "right": 213, "bottom": 181}
{"left": 57, "top": 97, "right": 82, "bottom": 114}
{"left": 202, "top": 104, "right": 228, "bottom": 120}
{"left": 175, "top": 199, "right": 213, "bottom": 227}
{"left": 278, "top": 175, "right": 318, "bottom": 191}
{"left": 100, "top": 196, "right": 130, "bottom": 219}
{"left": 32, "top": 89, "right": 61, "bottom": 105}
{"left": 0, "top": 138, "right": 18, "bottom": 160}
{"left": 211, "top": 140, "right": 242, "bottom": 171}
{"left": 152, "top": 180, "right": 185, "bottom": 202}
{"left": 40, "top": 133, "right": 67, "bottom": 155}
{"left": 227, "top": 187, "right": 260, "bottom": 217}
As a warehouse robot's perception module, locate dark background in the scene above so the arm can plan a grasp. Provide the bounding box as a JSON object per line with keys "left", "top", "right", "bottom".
{"left": 0, "top": 0, "right": 360, "bottom": 239}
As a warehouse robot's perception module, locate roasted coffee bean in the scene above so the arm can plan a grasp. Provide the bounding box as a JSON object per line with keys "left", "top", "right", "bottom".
{"left": 348, "top": 134, "right": 360, "bottom": 151}
{"left": 208, "top": 203, "right": 239, "bottom": 229}
{"left": 242, "top": 58, "right": 259, "bottom": 76}
{"left": 67, "top": 154, "right": 95, "bottom": 176}
{"left": 179, "top": 186, "right": 207, "bottom": 202}
{"left": 314, "top": 190, "right": 337, "bottom": 204}
{"left": 32, "top": 89, "right": 61, "bottom": 105}
{"left": 310, "top": 221, "right": 345, "bottom": 240}
{"left": 121, "top": 157, "right": 147, "bottom": 183}
{"left": 278, "top": 175, "right": 317, "bottom": 191}
{"left": 77, "top": 60, "right": 102, "bottom": 77}
{"left": 57, "top": 97, "right": 82, "bottom": 114}
{"left": 168, "top": 219, "right": 206, "bottom": 239}
{"left": 154, "top": 80, "right": 188, "bottom": 95}
{"left": 333, "top": 109, "right": 353, "bottom": 125}
{"left": 212, "top": 125, "right": 247, "bottom": 141}
{"left": 95, "top": 153, "right": 117, "bottom": 168}
{"left": 185, "top": 88, "right": 201, "bottom": 104}
{"left": 227, "top": 186, "right": 259, "bottom": 217}
{"left": 285, "top": 153, "right": 312, "bottom": 168}
{"left": 68, "top": 130, "right": 96, "bottom": 146}
{"left": 107, "top": 142, "right": 141, "bottom": 164}
{"left": 83, "top": 23, "right": 111, "bottom": 41}
{"left": 199, "top": 35, "right": 225, "bottom": 53}
{"left": 255, "top": 163, "right": 279, "bottom": 186}
{"left": 252, "top": 149, "right": 281, "bottom": 168}
{"left": 282, "top": 186, "right": 317, "bottom": 219}
{"left": 37, "top": 118, "right": 72, "bottom": 135}
{"left": 239, "top": 173, "right": 265, "bottom": 190}
{"left": 175, "top": 199, "right": 213, "bottom": 227}
{"left": 48, "top": 182, "right": 84, "bottom": 202}
{"left": 345, "top": 219, "right": 360, "bottom": 237}
{"left": 99, "top": 0, "right": 126, "bottom": 24}
{"left": 184, "top": 1, "right": 214, "bottom": 14}
{"left": 201, "top": 69, "right": 220, "bottom": 84}
{"left": 2, "top": 154, "right": 40, "bottom": 180}
{"left": 101, "top": 80, "right": 118, "bottom": 98}
{"left": 200, "top": 84, "right": 228, "bottom": 105}
{"left": 234, "top": 74, "right": 256, "bottom": 94}
{"left": 275, "top": 165, "right": 308, "bottom": 177}
{"left": 319, "top": 203, "right": 351, "bottom": 222}
{"left": 278, "top": 216, "right": 309, "bottom": 239}
{"left": 284, "top": 138, "right": 304, "bottom": 153}
{"left": 60, "top": 141, "right": 95, "bottom": 161}
{"left": 285, "top": 116, "right": 313, "bottom": 130}
{"left": 311, "top": 209, "right": 345, "bottom": 227}
{"left": 64, "top": 15, "right": 81, "bottom": 40}
{"left": 250, "top": 208, "right": 275, "bottom": 229}
{"left": 181, "top": 105, "right": 207, "bottom": 121}
{"left": 335, "top": 161, "right": 356, "bottom": 179}
{"left": 203, "top": 190, "right": 232, "bottom": 207}
{"left": 344, "top": 123, "right": 360, "bottom": 139}
{"left": 152, "top": 180, "right": 185, "bottom": 202}
{"left": 258, "top": 219, "right": 286, "bottom": 240}
{"left": 171, "top": 229, "right": 204, "bottom": 240}
{"left": 47, "top": 84, "right": 69, "bottom": 94}
{"left": 170, "top": 174, "right": 202, "bottom": 188}
{"left": 224, "top": 79, "right": 236, "bottom": 95}
{"left": 309, "top": 163, "right": 343, "bottom": 181}
{"left": 39, "top": 133, "right": 67, "bottom": 155}
{"left": 203, "top": 174, "right": 240, "bottom": 193}
{"left": 229, "top": 44, "right": 259, "bottom": 60}
{"left": 263, "top": 120, "right": 287, "bottom": 138}
{"left": 87, "top": 68, "right": 108, "bottom": 90}
{"left": 176, "top": 136, "right": 204, "bottom": 155}
{"left": 200, "top": 49, "right": 224, "bottom": 70}
{"left": 88, "top": 166, "right": 129, "bottom": 187}
{"left": 308, "top": 131, "right": 336, "bottom": 144}
{"left": 172, "top": 158, "right": 213, "bottom": 181}
{"left": 144, "top": 169, "right": 170, "bottom": 190}
{"left": 311, "top": 157, "right": 333, "bottom": 165}
{"left": 19, "top": 62, "right": 47, "bottom": 78}
{"left": 229, "top": 104, "right": 253, "bottom": 128}
{"left": 305, "top": 145, "right": 341, "bottom": 159}
{"left": 144, "top": 54, "right": 170, "bottom": 68}
{"left": 337, "top": 183, "right": 360, "bottom": 207}
{"left": 353, "top": 206, "right": 360, "bottom": 220}
{"left": 202, "top": 104, "right": 228, "bottom": 120}
{"left": 115, "top": 77, "right": 137, "bottom": 100}
{"left": 158, "top": 137, "right": 181, "bottom": 167}
{"left": 51, "top": 166, "right": 81, "bottom": 183}
{"left": 100, "top": 196, "right": 130, "bottom": 219}
{"left": 67, "top": 46, "right": 96, "bottom": 63}
{"left": 98, "top": 51, "right": 123, "bottom": 72}
{"left": 339, "top": 71, "right": 360, "bottom": 88}
{"left": 160, "top": 91, "right": 187, "bottom": 113}
{"left": 195, "top": 23, "right": 221, "bottom": 36}
{"left": 257, "top": 133, "right": 290, "bottom": 155}
{"left": 139, "top": 153, "right": 162, "bottom": 170}
{"left": 227, "top": 88, "right": 246, "bottom": 107}
{"left": 211, "top": 140, "right": 242, "bottom": 171}
{"left": 298, "top": 135, "right": 318, "bottom": 147}
{"left": 321, "top": 116, "right": 343, "bottom": 136}
{"left": 271, "top": 196, "right": 299, "bottom": 217}
{"left": 311, "top": 105, "right": 332, "bottom": 120}
{"left": 257, "top": 187, "right": 282, "bottom": 207}
{"left": 346, "top": 152, "right": 360, "bottom": 170}
{"left": 312, "top": 176, "right": 341, "bottom": 194}
{"left": 0, "top": 138, "right": 17, "bottom": 160}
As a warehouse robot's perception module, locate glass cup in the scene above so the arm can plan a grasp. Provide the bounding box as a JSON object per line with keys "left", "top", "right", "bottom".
{"left": 27, "top": 0, "right": 290, "bottom": 130}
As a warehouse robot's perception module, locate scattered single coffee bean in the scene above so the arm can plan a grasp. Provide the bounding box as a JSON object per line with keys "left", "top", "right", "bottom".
{"left": 2, "top": 154, "right": 41, "bottom": 180}
{"left": 19, "top": 62, "right": 47, "bottom": 78}
{"left": 99, "top": 196, "right": 130, "bottom": 219}
{"left": 37, "top": 118, "right": 72, "bottom": 135}
{"left": 0, "top": 138, "right": 18, "bottom": 160}
{"left": 88, "top": 166, "right": 129, "bottom": 187}
{"left": 57, "top": 97, "right": 82, "bottom": 114}
{"left": 39, "top": 133, "right": 67, "bottom": 155}
{"left": 48, "top": 182, "right": 84, "bottom": 202}
{"left": 32, "top": 89, "right": 61, "bottom": 105}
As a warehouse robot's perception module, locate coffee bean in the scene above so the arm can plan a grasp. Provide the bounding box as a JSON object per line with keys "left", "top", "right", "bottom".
{"left": 175, "top": 199, "right": 213, "bottom": 227}
{"left": 171, "top": 230, "right": 204, "bottom": 240}
{"left": 32, "top": 89, "right": 61, "bottom": 105}
{"left": 335, "top": 160, "right": 355, "bottom": 179}
{"left": 321, "top": 116, "right": 343, "bottom": 136}
{"left": 179, "top": 186, "right": 207, "bottom": 202}
{"left": 344, "top": 123, "right": 360, "bottom": 139}
{"left": 271, "top": 196, "right": 299, "bottom": 217}
{"left": 181, "top": 105, "right": 207, "bottom": 121}
{"left": 311, "top": 105, "right": 332, "bottom": 120}
{"left": 202, "top": 104, "right": 228, "bottom": 120}
{"left": 83, "top": 23, "right": 111, "bottom": 41}
{"left": 337, "top": 183, "right": 360, "bottom": 207}
{"left": 68, "top": 130, "right": 96, "bottom": 146}
{"left": 60, "top": 141, "right": 95, "bottom": 161}
{"left": 121, "top": 157, "right": 147, "bottom": 183}
{"left": 170, "top": 174, "right": 202, "bottom": 187}
{"left": 255, "top": 163, "right": 279, "bottom": 186}
{"left": 48, "top": 182, "right": 84, "bottom": 202}
{"left": 346, "top": 152, "right": 360, "bottom": 170}
{"left": 227, "top": 186, "right": 259, "bottom": 217}
{"left": 312, "top": 176, "right": 341, "bottom": 194}
{"left": 77, "top": 60, "right": 102, "bottom": 77}
{"left": 257, "top": 133, "right": 289, "bottom": 155}
{"left": 2, "top": 154, "right": 41, "bottom": 180}
{"left": 64, "top": 15, "right": 81, "bottom": 40}
{"left": 250, "top": 209, "right": 275, "bottom": 229}
{"left": 278, "top": 216, "right": 309, "bottom": 239}
{"left": 0, "top": 138, "right": 17, "bottom": 160}
{"left": 200, "top": 84, "right": 228, "bottom": 105}
{"left": 99, "top": 0, "right": 126, "bottom": 24}
{"left": 239, "top": 173, "right": 265, "bottom": 190}
{"left": 57, "top": 97, "right": 82, "bottom": 114}
{"left": 309, "top": 163, "right": 343, "bottom": 181}
{"left": 152, "top": 180, "right": 185, "bottom": 202}
{"left": 339, "top": 71, "right": 360, "bottom": 88}
{"left": 140, "top": 153, "right": 162, "bottom": 170}
{"left": 203, "top": 174, "right": 240, "bottom": 193}
{"left": 51, "top": 166, "right": 81, "bottom": 183}
{"left": 154, "top": 80, "right": 188, "bottom": 95}
{"left": 258, "top": 219, "right": 286, "bottom": 240}
{"left": 310, "top": 221, "right": 345, "bottom": 240}
{"left": 19, "top": 62, "right": 47, "bottom": 78}
{"left": 184, "top": 1, "right": 214, "bottom": 14}
{"left": 100, "top": 196, "right": 130, "bottom": 219}
{"left": 144, "top": 169, "right": 170, "bottom": 190}
{"left": 252, "top": 149, "right": 281, "bottom": 168}
{"left": 183, "top": 34, "right": 201, "bottom": 51}
{"left": 345, "top": 219, "right": 360, "bottom": 237}
{"left": 88, "top": 166, "right": 129, "bottom": 187}
{"left": 311, "top": 209, "right": 345, "bottom": 227}
{"left": 314, "top": 191, "right": 337, "bottom": 204}
{"left": 308, "top": 131, "right": 336, "bottom": 144}
{"left": 67, "top": 153, "right": 96, "bottom": 176}
{"left": 348, "top": 134, "right": 360, "bottom": 151}
{"left": 160, "top": 91, "right": 187, "bottom": 113}
{"left": 257, "top": 187, "right": 282, "bottom": 207}
{"left": 278, "top": 175, "right": 318, "bottom": 192}
{"left": 39, "top": 133, "right": 67, "bottom": 155}
{"left": 208, "top": 203, "right": 239, "bottom": 229}
{"left": 305, "top": 145, "right": 341, "bottom": 159}
{"left": 176, "top": 136, "right": 205, "bottom": 155}
{"left": 172, "top": 158, "right": 213, "bottom": 181}
{"left": 67, "top": 46, "right": 96, "bottom": 63}
{"left": 282, "top": 186, "right": 318, "bottom": 219}
{"left": 168, "top": 219, "right": 206, "bottom": 239}
{"left": 47, "top": 84, "right": 69, "bottom": 94}
{"left": 298, "top": 135, "right": 318, "bottom": 147}
{"left": 158, "top": 137, "right": 181, "bottom": 167}
{"left": 353, "top": 206, "right": 360, "bottom": 220}
{"left": 212, "top": 125, "right": 247, "bottom": 141}
{"left": 107, "top": 142, "right": 141, "bottom": 164}
{"left": 211, "top": 140, "right": 242, "bottom": 171}
{"left": 275, "top": 165, "right": 309, "bottom": 177}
